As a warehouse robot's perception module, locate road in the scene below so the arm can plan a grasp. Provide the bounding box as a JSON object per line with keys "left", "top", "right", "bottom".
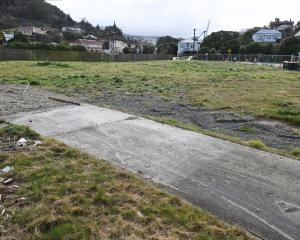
{"left": 6, "top": 104, "right": 300, "bottom": 240}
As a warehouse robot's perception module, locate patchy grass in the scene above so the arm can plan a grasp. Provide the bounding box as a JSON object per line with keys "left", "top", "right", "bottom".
{"left": 0, "top": 126, "right": 253, "bottom": 240}
{"left": 292, "top": 148, "right": 300, "bottom": 157}
{"left": 247, "top": 140, "right": 266, "bottom": 150}
{"left": 0, "top": 125, "right": 40, "bottom": 140}
{"left": 238, "top": 127, "right": 257, "bottom": 134}
{"left": 0, "top": 61, "right": 299, "bottom": 125}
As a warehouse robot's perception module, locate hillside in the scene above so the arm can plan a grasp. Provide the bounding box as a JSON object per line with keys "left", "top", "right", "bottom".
{"left": 0, "top": 0, "right": 126, "bottom": 42}
{"left": 0, "top": 0, "right": 75, "bottom": 29}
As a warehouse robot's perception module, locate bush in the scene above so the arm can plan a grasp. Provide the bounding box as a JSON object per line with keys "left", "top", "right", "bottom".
{"left": 291, "top": 148, "right": 300, "bottom": 157}
{"left": 247, "top": 140, "right": 266, "bottom": 150}
{"left": 70, "top": 45, "right": 86, "bottom": 52}
{"left": 7, "top": 41, "right": 31, "bottom": 49}
{"left": 210, "top": 48, "right": 217, "bottom": 54}
{"left": 239, "top": 42, "right": 274, "bottom": 54}
{"left": 198, "top": 47, "right": 210, "bottom": 54}
{"left": 279, "top": 37, "right": 300, "bottom": 55}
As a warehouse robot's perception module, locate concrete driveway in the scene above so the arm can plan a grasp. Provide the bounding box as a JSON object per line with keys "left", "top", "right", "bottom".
{"left": 7, "top": 104, "right": 300, "bottom": 240}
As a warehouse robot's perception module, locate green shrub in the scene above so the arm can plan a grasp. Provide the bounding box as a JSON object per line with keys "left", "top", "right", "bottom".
{"left": 247, "top": 140, "right": 266, "bottom": 150}
{"left": 292, "top": 148, "right": 300, "bottom": 157}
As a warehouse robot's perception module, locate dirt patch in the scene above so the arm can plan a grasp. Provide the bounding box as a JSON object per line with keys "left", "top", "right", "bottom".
{"left": 95, "top": 92, "right": 300, "bottom": 151}
{"left": 0, "top": 84, "right": 74, "bottom": 117}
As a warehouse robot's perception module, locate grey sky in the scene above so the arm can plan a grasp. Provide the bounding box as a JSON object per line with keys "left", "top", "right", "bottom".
{"left": 48, "top": 0, "right": 299, "bottom": 38}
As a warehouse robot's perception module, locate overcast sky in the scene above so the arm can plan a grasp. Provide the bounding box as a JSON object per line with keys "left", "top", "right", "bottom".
{"left": 48, "top": 0, "right": 299, "bottom": 38}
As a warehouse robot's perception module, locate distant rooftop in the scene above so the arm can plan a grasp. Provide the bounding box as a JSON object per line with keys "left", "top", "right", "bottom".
{"left": 255, "top": 29, "right": 282, "bottom": 35}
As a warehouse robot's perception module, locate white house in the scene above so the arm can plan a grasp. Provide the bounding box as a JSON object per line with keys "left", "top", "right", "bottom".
{"left": 3, "top": 31, "right": 14, "bottom": 42}
{"left": 177, "top": 38, "right": 201, "bottom": 56}
{"left": 62, "top": 27, "right": 83, "bottom": 35}
{"left": 19, "top": 27, "right": 47, "bottom": 36}
{"left": 106, "top": 40, "right": 128, "bottom": 54}
{"left": 252, "top": 29, "right": 282, "bottom": 43}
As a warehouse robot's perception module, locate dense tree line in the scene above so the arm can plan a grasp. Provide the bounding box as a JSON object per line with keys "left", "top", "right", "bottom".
{"left": 156, "top": 36, "right": 179, "bottom": 55}
{"left": 199, "top": 28, "right": 300, "bottom": 55}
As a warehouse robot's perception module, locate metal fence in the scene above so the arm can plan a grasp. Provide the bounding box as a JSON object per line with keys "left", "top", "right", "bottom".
{"left": 0, "top": 48, "right": 173, "bottom": 62}
{"left": 193, "top": 54, "right": 299, "bottom": 64}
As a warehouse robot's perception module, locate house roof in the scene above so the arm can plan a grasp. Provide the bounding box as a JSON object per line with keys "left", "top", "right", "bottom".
{"left": 255, "top": 29, "right": 282, "bottom": 35}
{"left": 295, "top": 31, "right": 300, "bottom": 37}
{"left": 179, "top": 38, "right": 201, "bottom": 44}
{"left": 72, "top": 39, "right": 103, "bottom": 47}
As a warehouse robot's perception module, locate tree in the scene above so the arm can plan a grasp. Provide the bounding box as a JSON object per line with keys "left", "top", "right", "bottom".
{"left": 201, "top": 31, "right": 240, "bottom": 51}
{"left": 210, "top": 48, "right": 217, "bottom": 54}
{"left": 279, "top": 37, "right": 300, "bottom": 55}
{"left": 0, "top": 32, "right": 4, "bottom": 45}
{"left": 142, "top": 45, "right": 155, "bottom": 54}
{"left": 198, "top": 47, "right": 210, "bottom": 54}
{"left": 240, "top": 27, "right": 261, "bottom": 45}
{"left": 156, "top": 36, "right": 179, "bottom": 55}
{"left": 63, "top": 32, "right": 82, "bottom": 42}
{"left": 239, "top": 42, "right": 274, "bottom": 54}
{"left": 220, "top": 39, "right": 241, "bottom": 54}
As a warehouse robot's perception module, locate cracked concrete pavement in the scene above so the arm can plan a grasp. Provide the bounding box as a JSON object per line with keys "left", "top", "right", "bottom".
{"left": 6, "top": 104, "right": 300, "bottom": 240}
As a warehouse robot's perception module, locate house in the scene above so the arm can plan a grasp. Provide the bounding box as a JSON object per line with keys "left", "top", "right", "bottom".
{"left": 62, "top": 27, "right": 83, "bottom": 35}
{"left": 19, "top": 27, "right": 47, "bottom": 36}
{"left": 84, "top": 35, "right": 97, "bottom": 40}
{"left": 295, "top": 31, "right": 300, "bottom": 40}
{"left": 105, "top": 40, "right": 128, "bottom": 54}
{"left": 252, "top": 29, "right": 282, "bottom": 43}
{"left": 270, "top": 18, "right": 294, "bottom": 31}
{"left": 3, "top": 31, "right": 14, "bottom": 42}
{"left": 70, "top": 39, "right": 103, "bottom": 52}
{"left": 177, "top": 38, "right": 201, "bottom": 56}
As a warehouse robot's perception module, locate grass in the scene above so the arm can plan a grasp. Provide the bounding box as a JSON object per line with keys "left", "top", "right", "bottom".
{"left": 247, "top": 140, "right": 266, "bottom": 150}
{"left": 0, "top": 125, "right": 40, "bottom": 140}
{"left": 0, "top": 125, "right": 252, "bottom": 240}
{"left": 292, "top": 148, "right": 300, "bottom": 157}
{"left": 238, "top": 127, "right": 257, "bottom": 134}
{"left": 0, "top": 61, "right": 299, "bottom": 125}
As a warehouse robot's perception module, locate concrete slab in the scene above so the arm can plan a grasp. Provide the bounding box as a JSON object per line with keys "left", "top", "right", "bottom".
{"left": 6, "top": 104, "right": 300, "bottom": 240}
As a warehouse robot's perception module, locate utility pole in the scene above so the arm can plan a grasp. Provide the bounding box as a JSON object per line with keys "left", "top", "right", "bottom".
{"left": 193, "top": 28, "right": 196, "bottom": 54}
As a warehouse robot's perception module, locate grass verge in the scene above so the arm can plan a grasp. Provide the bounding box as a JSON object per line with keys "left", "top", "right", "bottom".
{"left": 0, "top": 125, "right": 253, "bottom": 240}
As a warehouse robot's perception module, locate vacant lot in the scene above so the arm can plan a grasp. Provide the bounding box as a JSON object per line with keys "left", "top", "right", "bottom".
{"left": 0, "top": 61, "right": 299, "bottom": 125}
{"left": 0, "top": 124, "right": 252, "bottom": 240}
{"left": 0, "top": 61, "right": 299, "bottom": 159}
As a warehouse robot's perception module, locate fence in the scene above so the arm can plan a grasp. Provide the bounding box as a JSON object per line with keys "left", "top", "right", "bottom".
{"left": 193, "top": 54, "right": 299, "bottom": 64}
{"left": 0, "top": 48, "right": 173, "bottom": 62}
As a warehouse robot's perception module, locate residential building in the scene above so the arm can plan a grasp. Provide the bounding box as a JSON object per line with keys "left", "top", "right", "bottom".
{"left": 270, "top": 18, "right": 294, "bottom": 31}
{"left": 70, "top": 39, "right": 103, "bottom": 52}
{"left": 62, "top": 27, "right": 83, "bottom": 35}
{"left": 2, "top": 31, "right": 14, "bottom": 42}
{"left": 106, "top": 40, "right": 128, "bottom": 54}
{"left": 125, "top": 34, "right": 160, "bottom": 45}
{"left": 177, "top": 38, "right": 201, "bottom": 56}
{"left": 19, "top": 27, "right": 47, "bottom": 36}
{"left": 84, "top": 35, "right": 97, "bottom": 40}
{"left": 252, "top": 29, "right": 282, "bottom": 43}
{"left": 295, "top": 31, "right": 300, "bottom": 40}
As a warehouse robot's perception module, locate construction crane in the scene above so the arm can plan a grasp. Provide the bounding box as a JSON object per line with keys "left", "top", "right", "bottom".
{"left": 198, "top": 20, "right": 211, "bottom": 41}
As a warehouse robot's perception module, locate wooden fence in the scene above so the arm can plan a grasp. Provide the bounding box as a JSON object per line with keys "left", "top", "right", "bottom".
{"left": 193, "top": 54, "right": 299, "bottom": 64}
{"left": 0, "top": 49, "right": 173, "bottom": 62}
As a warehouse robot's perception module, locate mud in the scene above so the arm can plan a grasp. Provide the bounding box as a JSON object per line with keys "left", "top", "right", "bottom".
{"left": 94, "top": 92, "right": 300, "bottom": 151}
